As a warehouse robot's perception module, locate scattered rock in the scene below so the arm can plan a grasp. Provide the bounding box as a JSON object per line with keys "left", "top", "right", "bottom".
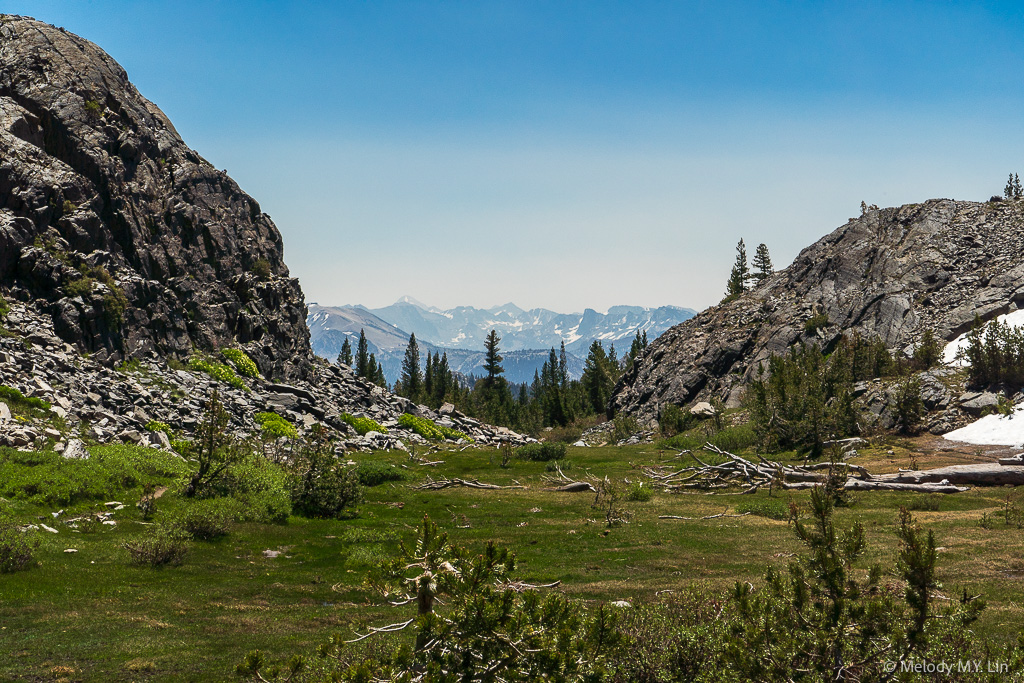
{"left": 959, "top": 392, "right": 1000, "bottom": 416}
{"left": 62, "top": 439, "right": 89, "bottom": 460}
{"left": 689, "top": 401, "right": 717, "bottom": 418}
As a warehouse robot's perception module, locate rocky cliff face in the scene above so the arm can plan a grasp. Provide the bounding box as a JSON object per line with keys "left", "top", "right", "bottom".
{"left": 612, "top": 199, "right": 1024, "bottom": 421}
{"left": 0, "top": 15, "right": 311, "bottom": 380}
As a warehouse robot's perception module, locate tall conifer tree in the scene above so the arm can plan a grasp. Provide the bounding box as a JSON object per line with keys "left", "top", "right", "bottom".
{"left": 483, "top": 330, "right": 504, "bottom": 387}
{"left": 726, "top": 238, "right": 749, "bottom": 297}
{"left": 751, "top": 243, "right": 774, "bottom": 284}
{"left": 400, "top": 333, "right": 423, "bottom": 401}
{"left": 355, "top": 330, "right": 370, "bottom": 378}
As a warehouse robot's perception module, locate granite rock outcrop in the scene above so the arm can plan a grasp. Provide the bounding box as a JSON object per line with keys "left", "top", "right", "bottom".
{"left": 612, "top": 199, "right": 1024, "bottom": 421}
{"left": 1, "top": 15, "right": 310, "bottom": 380}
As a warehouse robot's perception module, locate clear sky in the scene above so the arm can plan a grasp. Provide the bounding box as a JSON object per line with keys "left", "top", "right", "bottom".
{"left": 8, "top": 1, "right": 1024, "bottom": 312}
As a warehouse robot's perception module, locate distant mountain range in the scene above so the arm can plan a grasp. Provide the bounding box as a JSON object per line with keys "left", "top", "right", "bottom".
{"left": 306, "top": 298, "right": 695, "bottom": 385}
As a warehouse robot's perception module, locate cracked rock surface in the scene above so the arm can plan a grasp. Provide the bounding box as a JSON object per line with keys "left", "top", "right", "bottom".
{"left": 1, "top": 15, "right": 310, "bottom": 379}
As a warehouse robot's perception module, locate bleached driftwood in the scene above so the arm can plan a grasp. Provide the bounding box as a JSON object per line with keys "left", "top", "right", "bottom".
{"left": 659, "top": 511, "right": 752, "bottom": 520}
{"left": 541, "top": 465, "right": 597, "bottom": 493}
{"left": 641, "top": 443, "right": 1024, "bottom": 494}
{"left": 413, "top": 477, "right": 526, "bottom": 491}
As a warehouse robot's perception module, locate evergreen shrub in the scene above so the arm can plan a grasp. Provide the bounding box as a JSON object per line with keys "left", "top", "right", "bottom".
{"left": 516, "top": 442, "right": 566, "bottom": 462}
{"left": 355, "top": 461, "right": 407, "bottom": 487}
{"left": 189, "top": 356, "right": 248, "bottom": 391}
{"left": 340, "top": 413, "right": 387, "bottom": 435}
{"left": 222, "top": 348, "right": 259, "bottom": 378}
{"left": 397, "top": 413, "right": 472, "bottom": 442}
{"left": 254, "top": 412, "right": 297, "bottom": 439}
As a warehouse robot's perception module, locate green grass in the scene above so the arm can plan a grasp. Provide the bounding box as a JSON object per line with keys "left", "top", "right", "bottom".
{"left": 1, "top": 442, "right": 1022, "bottom": 681}
{"left": 0, "top": 384, "right": 51, "bottom": 415}
{"left": 0, "top": 444, "right": 188, "bottom": 507}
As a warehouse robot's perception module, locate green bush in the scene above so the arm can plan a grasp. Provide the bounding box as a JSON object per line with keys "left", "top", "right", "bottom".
{"left": 544, "top": 459, "right": 573, "bottom": 472}
{"left": 0, "top": 385, "right": 50, "bottom": 412}
{"left": 123, "top": 526, "right": 189, "bottom": 567}
{"left": 803, "top": 312, "right": 829, "bottom": 334}
{"left": 189, "top": 356, "right": 248, "bottom": 391}
{"left": 397, "top": 413, "right": 473, "bottom": 442}
{"left": 913, "top": 328, "right": 942, "bottom": 370}
{"left": 212, "top": 455, "right": 292, "bottom": 524}
{"left": 64, "top": 275, "right": 94, "bottom": 299}
{"left": 290, "top": 449, "right": 362, "bottom": 519}
{"left": 516, "top": 442, "right": 567, "bottom": 462}
{"left": 170, "top": 499, "right": 233, "bottom": 540}
{"left": 340, "top": 413, "right": 387, "bottom": 435}
{"left": 658, "top": 403, "right": 691, "bottom": 437}
{"left": 893, "top": 376, "right": 924, "bottom": 435}
{"left": 144, "top": 420, "right": 172, "bottom": 435}
{"left": 254, "top": 412, "right": 297, "bottom": 439}
{"left": 747, "top": 342, "right": 860, "bottom": 456}
{"left": 0, "top": 444, "right": 189, "bottom": 506}
{"left": 251, "top": 258, "right": 272, "bottom": 280}
{"left": 611, "top": 414, "right": 640, "bottom": 441}
{"left": 624, "top": 481, "right": 652, "bottom": 502}
{"left": 355, "top": 461, "right": 407, "bottom": 487}
{"left": 0, "top": 515, "right": 39, "bottom": 573}
{"left": 0, "top": 293, "right": 9, "bottom": 318}
{"left": 222, "top": 348, "right": 259, "bottom": 378}
{"left": 710, "top": 424, "right": 757, "bottom": 452}
{"left": 735, "top": 497, "right": 791, "bottom": 520}
{"left": 658, "top": 423, "right": 758, "bottom": 455}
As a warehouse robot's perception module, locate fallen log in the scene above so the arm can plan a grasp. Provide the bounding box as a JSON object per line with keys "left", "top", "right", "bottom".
{"left": 541, "top": 465, "right": 597, "bottom": 493}
{"left": 641, "top": 443, "right": 1024, "bottom": 495}
{"left": 875, "top": 464, "right": 1024, "bottom": 487}
{"left": 546, "top": 481, "right": 596, "bottom": 493}
{"left": 784, "top": 480, "right": 967, "bottom": 494}
{"left": 659, "top": 511, "right": 752, "bottom": 520}
{"left": 413, "top": 478, "right": 527, "bottom": 490}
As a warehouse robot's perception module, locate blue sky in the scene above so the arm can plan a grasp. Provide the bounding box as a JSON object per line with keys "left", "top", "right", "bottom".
{"left": 8, "top": 1, "right": 1024, "bottom": 311}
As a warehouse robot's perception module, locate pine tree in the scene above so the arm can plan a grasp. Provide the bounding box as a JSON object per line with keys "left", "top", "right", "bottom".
{"left": 751, "top": 243, "right": 773, "bottom": 284}
{"left": 627, "top": 329, "right": 644, "bottom": 369}
{"left": 725, "top": 238, "right": 749, "bottom": 298}
{"left": 368, "top": 353, "right": 387, "bottom": 387}
{"left": 483, "top": 330, "right": 504, "bottom": 387}
{"left": 355, "top": 330, "right": 370, "bottom": 378}
{"left": 558, "top": 341, "right": 569, "bottom": 387}
{"left": 1016, "top": 173, "right": 1022, "bottom": 198}
{"left": 581, "top": 340, "right": 614, "bottom": 414}
{"left": 436, "top": 352, "right": 452, "bottom": 405}
{"left": 400, "top": 333, "right": 423, "bottom": 401}
{"left": 338, "top": 337, "right": 353, "bottom": 367}
{"left": 423, "top": 351, "right": 435, "bottom": 406}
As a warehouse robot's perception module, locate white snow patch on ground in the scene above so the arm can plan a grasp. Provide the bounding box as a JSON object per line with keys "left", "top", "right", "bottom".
{"left": 942, "top": 309, "right": 1024, "bottom": 366}
{"left": 944, "top": 405, "right": 1024, "bottom": 447}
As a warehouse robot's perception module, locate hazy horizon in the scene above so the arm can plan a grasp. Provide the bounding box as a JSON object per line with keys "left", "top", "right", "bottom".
{"left": 9, "top": 1, "right": 1024, "bottom": 311}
